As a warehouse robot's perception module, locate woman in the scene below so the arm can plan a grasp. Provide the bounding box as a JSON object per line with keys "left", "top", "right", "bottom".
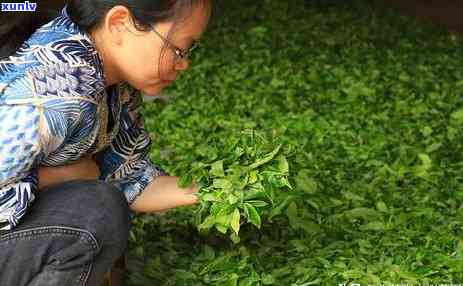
{"left": 0, "top": 0, "right": 212, "bottom": 285}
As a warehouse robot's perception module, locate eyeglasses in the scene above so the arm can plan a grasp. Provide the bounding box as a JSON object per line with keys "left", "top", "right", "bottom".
{"left": 152, "top": 28, "right": 200, "bottom": 63}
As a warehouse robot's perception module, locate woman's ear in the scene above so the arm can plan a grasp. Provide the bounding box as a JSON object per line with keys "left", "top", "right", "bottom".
{"left": 103, "top": 5, "right": 132, "bottom": 45}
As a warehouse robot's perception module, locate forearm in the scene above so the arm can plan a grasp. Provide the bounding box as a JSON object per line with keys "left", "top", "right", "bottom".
{"left": 129, "top": 176, "right": 198, "bottom": 213}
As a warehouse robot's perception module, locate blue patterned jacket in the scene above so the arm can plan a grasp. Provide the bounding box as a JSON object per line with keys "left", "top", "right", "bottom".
{"left": 0, "top": 7, "right": 167, "bottom": 230}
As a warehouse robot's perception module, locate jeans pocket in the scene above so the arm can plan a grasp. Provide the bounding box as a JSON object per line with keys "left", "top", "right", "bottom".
{"left": 0, "top": 225, "right": 101, "bottom": 286}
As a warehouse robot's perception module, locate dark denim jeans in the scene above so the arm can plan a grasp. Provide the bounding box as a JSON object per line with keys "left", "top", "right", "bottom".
{"left": 0, "top": 179, "right": 130, "bottom": 286}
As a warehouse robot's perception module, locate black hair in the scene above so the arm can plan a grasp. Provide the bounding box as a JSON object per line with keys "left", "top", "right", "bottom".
{"left": 0, "top": 1, "right": 61, "bottom": 60}
{"left": 0, "top": 0, "right": 212, "bottom": 60}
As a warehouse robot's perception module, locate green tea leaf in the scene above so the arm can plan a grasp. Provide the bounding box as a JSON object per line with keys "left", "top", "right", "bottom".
{"left": 246, "top": 200, "right": 268, "bottom": 208}
{"left": 174, "top": 270, "right": 197, "bottom": 280}
{"left": 244, "top": 203, "right": 261, "bottom": 229}
{"left": 215, "top": 224, "right": 228, "bottom": 234}
{"left": 231, "top": 208, "right": 241, "bottom": 234}
{"left": 418, "top": 153, "right": 432, "bottom": 170}
{"left": 198, "top": 214, "right": 215, "bottom": 231}
{"left": 269, "top": 196, "right": 294, "bottom": 219}
{"left": 376, "top": 201, "right": 388, "bottom": 213}
{"left": 227, "top": 194, "right": 239, "bottom": 205}
{"left": 229, "top": 232, "right": 240, "bottom": 244}
{"left": 210, "top": 160, "right": 225, "bottom": 177}
{"left": 201, "top": 193, "right": 221, "bottom": 202}
{"left": 295, "top": 170, "right": 318, "bottom": 194}
{"left": 451, "top": 108, "right": 463, "bottom": 123}
{"left": 261, "top": 274, "right": 276, "bottom": 285}
{"left": 178, "top": 173, "right": 193, "bottom": 188}
{"left": 286, "top": 201, "right": 299, "bottom": 228}
{"left": 213, "top": 179, "right": 233, "bottom": 191}
{"left": 360, "top": 221, "right": 386, "bottom": 231}
{"left": 247, "top": 144, "right": 282, "bottom": 170}
{"left": 343, "top": 208, "right": 379, "bottom": 220}
{"left": 277, "top": 155, "right": 289, "bottom": 174}
{"left": 248, "top": 170, "right": 258, "bottom": 184}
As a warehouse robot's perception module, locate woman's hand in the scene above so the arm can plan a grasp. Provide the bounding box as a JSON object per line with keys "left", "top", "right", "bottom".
{"left": 38, "top": 155, "right": 101, "bottom": 190}
{"left": 130, "top": 176, "right": 199, "bottom": 213}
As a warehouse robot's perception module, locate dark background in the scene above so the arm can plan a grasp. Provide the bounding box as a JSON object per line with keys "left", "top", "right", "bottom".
{"left": 4, "top": 1, "right": 463, "bottom": 35}
{"left": 384, "top": 0, "right": 463, "bottom": 35}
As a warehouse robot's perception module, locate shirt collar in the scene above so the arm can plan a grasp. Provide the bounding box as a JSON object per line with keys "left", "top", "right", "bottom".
{"left": 61, "top": 4, "right": 70, "bottom": 19}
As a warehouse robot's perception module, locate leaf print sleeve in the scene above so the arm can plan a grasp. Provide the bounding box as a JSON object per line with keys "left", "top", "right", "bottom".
{"left": 0, "top": 62, "right": 103, "bottom": 231}
{"left": 0, "top": 4, "right": 106, "bottom": 231}
{"left": 95, "top": 85, "right": 168, "bottom": 205}
{"left": 0, "top": 105, "right": 42, "bottom": 230}
{"left": 0, "top": 97, "right": 99, "bottom": 230}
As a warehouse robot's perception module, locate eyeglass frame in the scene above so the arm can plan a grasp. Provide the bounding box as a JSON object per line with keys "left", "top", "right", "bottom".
{"left": 151, "top": 27, "right": 200, "bottom": 63}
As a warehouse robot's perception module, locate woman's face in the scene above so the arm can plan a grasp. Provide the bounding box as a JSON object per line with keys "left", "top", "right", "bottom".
{"left": 100, "top": 1, "right": 211, "bottom": 95}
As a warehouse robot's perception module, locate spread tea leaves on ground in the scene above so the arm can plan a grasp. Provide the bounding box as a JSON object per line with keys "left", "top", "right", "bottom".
{"left": 127, "top": 0, "right": 463, "bottom": 285}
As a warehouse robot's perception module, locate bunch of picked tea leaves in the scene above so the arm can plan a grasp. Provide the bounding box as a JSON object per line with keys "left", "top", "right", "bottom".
{"left": 177, "top": 129, "right": 293, "bottom": 242}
